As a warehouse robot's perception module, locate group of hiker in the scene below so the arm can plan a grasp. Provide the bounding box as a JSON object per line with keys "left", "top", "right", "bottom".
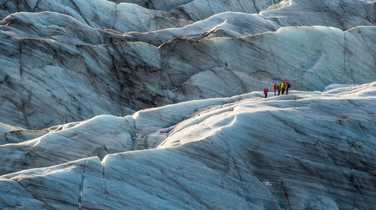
{"left": 263, "top": 80, "right": 291, "bottom": 98}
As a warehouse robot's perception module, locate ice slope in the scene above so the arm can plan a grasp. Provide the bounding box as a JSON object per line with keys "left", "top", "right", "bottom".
{"left": 1, "top": 0, "right": 376, "bottom": 129}
{"left": 158, "top": 26, "right": 376, "bottom": 100}
{"left": 0, "top": 82, "right": 375, "bottom": 209}
{"left": 1, "top": 9, "right": 376, "bottom": 129}
{"left": 0, "top": 0, "right": 191, "bottom": 32}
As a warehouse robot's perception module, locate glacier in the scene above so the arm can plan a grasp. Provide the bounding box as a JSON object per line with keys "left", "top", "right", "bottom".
{"left": 0, "top": 0, "right": 376, "bottom": 209}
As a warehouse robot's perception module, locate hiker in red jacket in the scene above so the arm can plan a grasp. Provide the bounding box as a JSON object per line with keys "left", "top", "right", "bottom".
{"left": 263, "top": 87, "right": 269, "bottom": 98}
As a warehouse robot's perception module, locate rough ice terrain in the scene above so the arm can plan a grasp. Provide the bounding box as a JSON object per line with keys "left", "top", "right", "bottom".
{"left": 0, "top": 0, "right": 376, "bottom": 209}
{"left": 1, "top": 0, "right": 376, "bottom": 128}
{"left": 0, "top": 82, "right": 376, "bottom": 209}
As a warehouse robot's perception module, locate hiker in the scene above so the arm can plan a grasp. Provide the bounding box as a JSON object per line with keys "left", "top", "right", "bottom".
{"left": 276, "top": 84, "right": 281, "bottom": 95}
{"left": 263, "top": 87, "right": 269, "bottom": 98}
{"left": 280, "top": 81, "right": 286, "bottom": 95}
{"left": 273, "top": 83, "right": 278, "bottom": 96}
{"left": 285, "top": 80, "right": 291, "bottom": 95}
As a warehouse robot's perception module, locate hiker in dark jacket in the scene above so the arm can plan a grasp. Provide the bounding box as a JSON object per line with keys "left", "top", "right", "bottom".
{"left": 273, "top": 83, "right": 278, "bottom": 96}
{"left": 263, "top": 87, "right": 269, "bottom": 98}
{"left": 285, "top": 80, "right": 291, "bottom": 95}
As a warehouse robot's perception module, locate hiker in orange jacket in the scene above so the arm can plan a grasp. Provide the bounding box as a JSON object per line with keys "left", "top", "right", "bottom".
{"left": 280, "top": 82, "right": 286, "bottom": 95}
